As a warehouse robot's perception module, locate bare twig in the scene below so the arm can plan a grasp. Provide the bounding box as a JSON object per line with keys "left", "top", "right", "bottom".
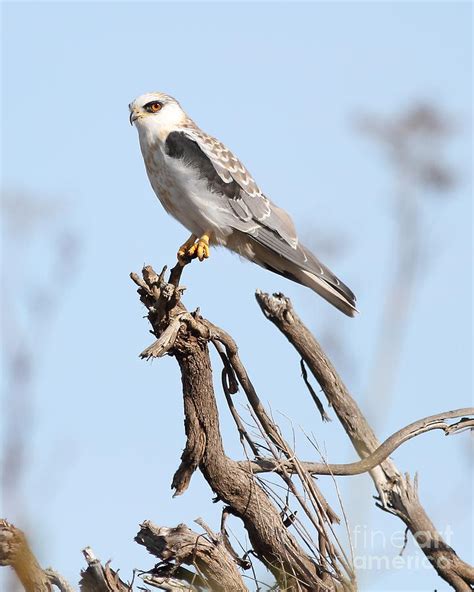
{"left": 45, "top": 570, "right": 76, "bottom": 592}
{"left": 300, "top": 360, "right": 331, "bottom": 422}
{"left": 211, "top": 340, "right": 260, "bottom": 457}
{"left": 238, "top": 410, "right": 474, "bottom": 476}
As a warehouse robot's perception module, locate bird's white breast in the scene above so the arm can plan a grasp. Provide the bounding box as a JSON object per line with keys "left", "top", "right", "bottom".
{"left": 138, "top": 132, "right": 232, "bottom": 242}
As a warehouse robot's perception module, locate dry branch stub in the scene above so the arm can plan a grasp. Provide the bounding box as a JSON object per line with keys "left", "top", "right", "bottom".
{"left": 135, "top": 520, "right": 246, "bottom": 592}
{"left": 78, "top": 547, "right": 129, "bottom": 592}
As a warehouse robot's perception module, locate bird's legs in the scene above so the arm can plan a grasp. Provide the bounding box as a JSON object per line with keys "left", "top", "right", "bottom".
{"left": 177, "top": 234, "right": 197, "bottom": 261}
{"left": 177, "top": 233, "right": 211, "bottom": 262}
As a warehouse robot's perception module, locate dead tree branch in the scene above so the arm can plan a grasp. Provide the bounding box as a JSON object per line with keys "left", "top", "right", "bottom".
{"left": 0, "top": 518, "right": 133, "bottom": 592}
{"left": 45, "top": 570, "right": 75, "bottom": 592}
{"left": 79, "top": 547, "right": 128, "bottom": 592}
{"left": 0, "top": 519, "right": 52, "bottom": 592}
{"left": 255, "top": 291, "right": 474, "bottom": 591}
{"left": 4, "top": 259, "right": 470, "bottom": 592}
{"left": 0, "top": 519, "right": 74, "bottom": 592}
{"left": 131, "top": 263, "right": 345, "bottom": 592}
{"left": 135, "top": 520, "right": 245, "bottom": 592}
{"left": 238, "top": 410, "right": 473, "bottom": 476}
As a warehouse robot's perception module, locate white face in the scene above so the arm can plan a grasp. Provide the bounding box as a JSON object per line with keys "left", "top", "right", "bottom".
{"left": 129, "top": 92, "right": 187, "bottom": 142}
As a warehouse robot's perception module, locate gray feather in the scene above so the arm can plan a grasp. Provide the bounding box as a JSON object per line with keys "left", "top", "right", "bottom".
{"left": 233, "top": 229, "right": 357, "bottom": 317}
{"left": 165, "top": 131, "right": 297, "bottom": 247}
{"left": 165, "top": 130, "right": 357, "bottom": 316}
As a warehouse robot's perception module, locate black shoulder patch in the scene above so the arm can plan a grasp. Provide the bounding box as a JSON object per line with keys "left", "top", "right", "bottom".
{"left": 165, "top": 131, "right": 188, "bottom": 159}
{"left": 165, "top": 131, "right": 241, "bottom": 199}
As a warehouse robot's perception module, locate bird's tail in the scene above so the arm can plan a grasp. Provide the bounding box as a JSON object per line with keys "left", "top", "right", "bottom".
{"left": 242, "top": 234, "right": 358, "bottom": 317}
{"left": 296, "top": 265, "right": 358, "bottom": 317}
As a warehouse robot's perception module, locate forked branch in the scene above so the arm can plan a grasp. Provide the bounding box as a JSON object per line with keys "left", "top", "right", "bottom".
{"left": 255, "top": 290, "right": 474, "bottom": 591}
{"left": 131, "top": 263, "right": 350, "bottom": 591}
{"left": 3, "top": 261, "right": 471, "bottom": 592}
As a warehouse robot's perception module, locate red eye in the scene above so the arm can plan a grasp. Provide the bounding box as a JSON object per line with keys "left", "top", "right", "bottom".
{"left": 149, "top": 102, "right": 162, "bottom": 113}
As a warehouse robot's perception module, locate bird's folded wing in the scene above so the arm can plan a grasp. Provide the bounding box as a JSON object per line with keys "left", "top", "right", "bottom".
{"left": 181, "top": 126, "right": 263, "bottom": 197}
{"left": 168, "top": 129, "right": 298, "bottom": 248}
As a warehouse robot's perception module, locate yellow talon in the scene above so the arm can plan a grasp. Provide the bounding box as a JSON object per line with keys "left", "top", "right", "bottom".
{"left": 177, "top": 234, "right": 197, "bottom": 261}
{"left": 177, "top": 234, "right": 210, "bottom": 262}
{"left": 196, "top": 235, "right": 210, "bottom": 261}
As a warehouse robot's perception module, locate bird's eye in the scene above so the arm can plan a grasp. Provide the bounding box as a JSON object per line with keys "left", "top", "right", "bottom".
{"left": 145, "top": 101, "right": 162, "bottom": 113}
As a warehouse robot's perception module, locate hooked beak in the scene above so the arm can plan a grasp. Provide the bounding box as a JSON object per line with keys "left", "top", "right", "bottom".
{"left": 129, "top": 107, "right": 140, "bottom": 126}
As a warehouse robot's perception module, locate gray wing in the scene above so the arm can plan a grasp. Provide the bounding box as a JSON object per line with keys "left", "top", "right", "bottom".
{"left": 167, "top": 129, "right": 298, "bottom": 249}
{"left": 181, "top": 126, "right": 263, "bottom": 197}
{"left": 165, "top": 129, "right": 356, "bottom": 314}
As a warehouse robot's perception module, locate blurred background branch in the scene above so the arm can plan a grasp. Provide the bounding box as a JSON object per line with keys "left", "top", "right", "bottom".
{"left": 356, "top": 103, "right": 457, "bottom": 419}
{"left": 1, "top": 191, "right": 80, "bottom": 591}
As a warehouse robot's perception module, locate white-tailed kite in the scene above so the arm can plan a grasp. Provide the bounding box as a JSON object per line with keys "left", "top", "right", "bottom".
{"left": 129, "top": 92, "right": 357, "bottom": 316}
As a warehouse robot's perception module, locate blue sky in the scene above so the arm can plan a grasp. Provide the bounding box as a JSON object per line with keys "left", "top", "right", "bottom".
{"left": 1, "top": 1, "right": 472, "bottom": 590}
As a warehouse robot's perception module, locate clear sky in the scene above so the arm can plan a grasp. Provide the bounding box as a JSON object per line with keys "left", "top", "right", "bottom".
{"left": 1, "top": 1, "right": 472, "bottom": 591}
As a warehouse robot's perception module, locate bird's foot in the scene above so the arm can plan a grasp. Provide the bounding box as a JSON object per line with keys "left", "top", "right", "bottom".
{"left": 177, "top": 234, "right": 210, "bottom": 263}
{"left": 177, "top": 234, "right": 197, "bottom": 262}
{"left": 188, "top": 234, "right": 210, "bottom": 262}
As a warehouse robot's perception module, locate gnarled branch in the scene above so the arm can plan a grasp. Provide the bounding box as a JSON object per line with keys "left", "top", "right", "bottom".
{"left": 0, "top": 519, "right": 53, "bottom": 592}
{"left": 255, "top": 290, "right": 474, "bottom": 591}
{"left": 239, "top": 410, "right": 473, "bottom": 476}
{"left": 132, "top": 263, "right": 343, "bottom": 592}
{"left": 136, "top": 520, "right": 246, "bottom": 592}
{"left": 0, "top": 519, "right": 82, "bottom": 592}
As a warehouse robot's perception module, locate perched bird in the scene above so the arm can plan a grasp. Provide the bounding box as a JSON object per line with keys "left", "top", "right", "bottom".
{"left": 129, "top": 92, "right": 357, "bottom": 316}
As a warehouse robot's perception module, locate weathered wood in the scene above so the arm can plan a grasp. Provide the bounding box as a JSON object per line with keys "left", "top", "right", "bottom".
{"left": 136, "top": 521, "right": 246, "bottom": 592}
{"left": 173, "top": 323, "right": 325, "bottom": 590}
{"left": 79, "top": 547, "right": 128, "bottom": 592}
{"left": 255, "top": 290, "right": 474, "bottom": 591}
{"left": 3, "top": 262, "right": 470, "bottom": 592}
{"left": 0, "top": 519, "right": 75, "bottom": 592}
{"left": 238, "top": 411, "right": 473, "bottom": 476}
{"left": 0, "top": 519, "right": 51, "bottom": 592}
{"left": 134, "top": 264, "right": 332, "bottom": 591}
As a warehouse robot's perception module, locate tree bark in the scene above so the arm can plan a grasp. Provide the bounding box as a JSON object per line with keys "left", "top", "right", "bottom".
{"left": 0, "top": 520, "right": 52, "bottom": 592}
{"left": 132, "top": 264, "right": 336, "bottom": 591}
{"left": 2, "top": 264, "right": 471, "bottom": 592}
{"left": 136, "top": 521, "right": 247, "bottom": 592}
{"left": 172, "top": 315, "right": 327, "bottom": 590}
{"left": 255, "top": 291, "right": 474, "bottom": 591}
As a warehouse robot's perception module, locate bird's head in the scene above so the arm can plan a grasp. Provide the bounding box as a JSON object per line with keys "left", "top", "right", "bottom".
{"left": 129, "top": 92, "right": 187, "bottom": 141}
